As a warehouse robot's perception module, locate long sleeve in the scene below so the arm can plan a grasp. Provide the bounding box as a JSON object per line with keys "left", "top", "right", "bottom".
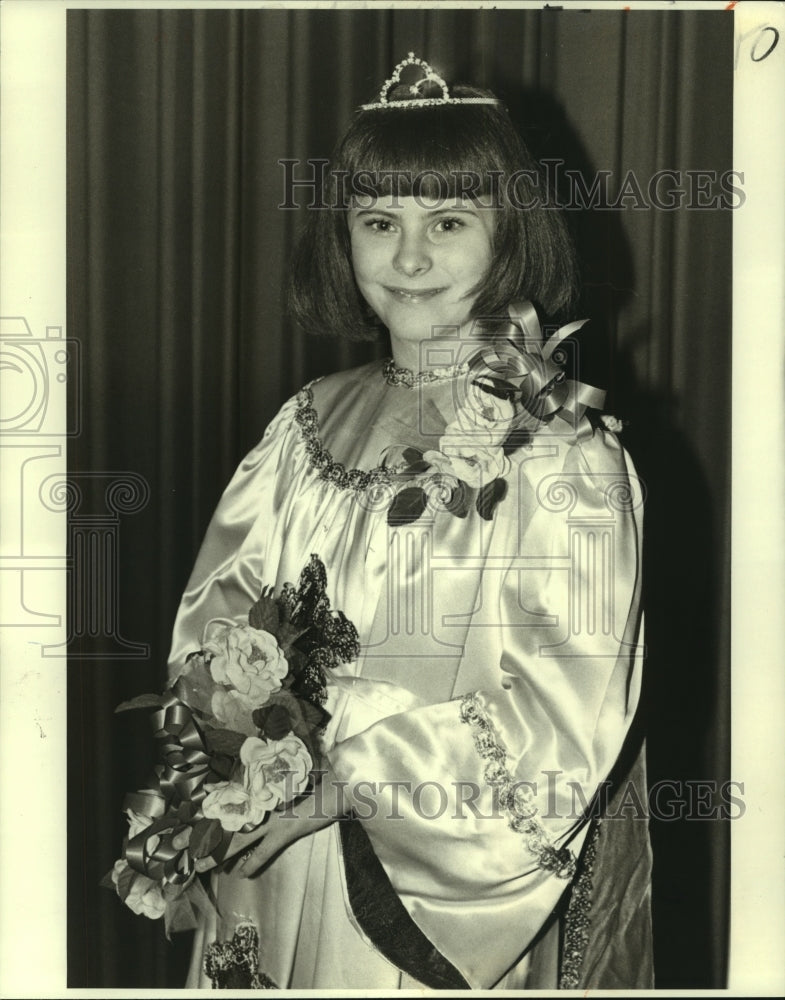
{"left": 326, "top": 423, "right": 644, "bottom": 988}
{"left": 166, "top": 396, "right": 302, "bottom": 679}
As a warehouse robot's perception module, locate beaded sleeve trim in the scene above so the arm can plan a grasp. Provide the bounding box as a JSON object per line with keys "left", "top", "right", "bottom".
{"left": 558, "top": 819, "right": 600, "bottom": 988}
{"left": 295, "top": 384, "right": 394, "bottom": 493}
{"left": 458, "top": 693, "right": 576, "bottom": 879}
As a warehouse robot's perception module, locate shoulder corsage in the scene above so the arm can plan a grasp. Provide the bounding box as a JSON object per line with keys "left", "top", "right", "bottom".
{"left": 382, "top": 301, "right": 607, "bottom": 527}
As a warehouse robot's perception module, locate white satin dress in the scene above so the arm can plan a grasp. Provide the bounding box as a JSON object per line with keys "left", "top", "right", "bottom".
{"left": 167, "top": 346, "right": 648, "bottom": 989}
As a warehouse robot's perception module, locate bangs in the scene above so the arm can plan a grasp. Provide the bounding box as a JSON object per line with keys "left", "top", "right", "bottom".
{"left": 336, "top": 104, "right": 514, "bottom": 205}
{"left": 287, "top": 88, "right": 580, "bottom": 340}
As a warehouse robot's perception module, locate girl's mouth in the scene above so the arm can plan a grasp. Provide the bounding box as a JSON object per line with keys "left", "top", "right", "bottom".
{"left": 385, "top": 286, "right": 446, "bottom": 304}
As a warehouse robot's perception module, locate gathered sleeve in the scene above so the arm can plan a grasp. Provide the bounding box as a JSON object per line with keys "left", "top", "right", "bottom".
{"left": 166, "top": 396, "right": 302, "bottom": 681}
{"left": 326, "top": 424, "right": 645, "bottom": 988}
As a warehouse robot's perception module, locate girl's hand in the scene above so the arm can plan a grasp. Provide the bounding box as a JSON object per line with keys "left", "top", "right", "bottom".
{"left": 231, "top": 763, "right": 348, "bottom": 877}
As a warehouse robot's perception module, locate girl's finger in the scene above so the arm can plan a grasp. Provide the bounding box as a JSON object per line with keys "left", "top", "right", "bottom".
{"left": 238, "top": 842, "right": 269, "bottom": 877}
{"left": 226, "top": 828, "right": 265, "bottom": 861}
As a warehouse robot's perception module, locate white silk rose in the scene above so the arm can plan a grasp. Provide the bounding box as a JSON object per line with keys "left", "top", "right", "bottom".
{"left": 462, "top": 385, "right": 517, "bottom": 441}
{"left": 111, "top": 860, "right": 167, "bottom": 920}
{"left": 600, "top": 413, "right": 624, "bottom": 433}
{"left": 241, "top": 735, "right": 313, "bottom": 812}
{"left": 422, "top": 390, "right": 514, "bottom": 488}
{"left": 204, "top": 624, "right": 287, "bottom": 704}
{"left": 423, "top": 443, "right": 510, "bottom": 489}
{"left": 201, "top": 780, "right": 268, "bottom": 832}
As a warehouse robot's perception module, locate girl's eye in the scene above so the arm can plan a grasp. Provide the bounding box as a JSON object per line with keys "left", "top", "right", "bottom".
{"left": 365, "top": 218, "right": 395, "bottom": 233}
{"left": 435, "top": 217, "right": 465, "bottom": 233}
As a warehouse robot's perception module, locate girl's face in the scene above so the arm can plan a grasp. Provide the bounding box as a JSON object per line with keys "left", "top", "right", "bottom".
{"left": 348, "top": 195, "right": 495, "bottom": 355}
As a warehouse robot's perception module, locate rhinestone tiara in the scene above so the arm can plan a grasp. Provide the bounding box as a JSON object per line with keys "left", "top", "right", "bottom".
{"left": 359, "top": 53, "right": 501, "bottom": 111}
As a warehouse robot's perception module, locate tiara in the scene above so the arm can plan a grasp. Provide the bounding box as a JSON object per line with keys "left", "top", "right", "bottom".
{"left": 359, "top": 53, "right": 501, "bottom": 111}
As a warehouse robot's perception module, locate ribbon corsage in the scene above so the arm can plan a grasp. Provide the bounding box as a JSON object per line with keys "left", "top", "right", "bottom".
{"left": 383, "top": 301, "right": 607, "bottom": 528}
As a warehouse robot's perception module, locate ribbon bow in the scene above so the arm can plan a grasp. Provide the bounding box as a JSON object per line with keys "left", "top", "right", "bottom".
{"left": 122, "top": 798, "right": 232, "bottom": 890}
{"left": 121, "top": 692, "right": 227, "bottom": 883}
{"left": 124, "top": 803, "right": 198, "bottom": 887}
{"left": 469, "top": 301, "right": 605, "bottom": 442}
{"left": 148, "top": 689, "right": 217, "bottom": 807}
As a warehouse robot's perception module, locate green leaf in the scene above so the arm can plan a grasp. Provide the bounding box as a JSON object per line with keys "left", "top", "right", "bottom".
{"left": 254, "top": 703, "right": 293, "bottom": 740}
{"left": 99, "top": 868, "right": 117, "bottom": 891}
{"left": 402, "top": 447, "right": 425, "bottom": 466}
{"left": 248, "top": 591, "right": 280, "bottom": 633}
{"left": 170, "top": 658, "right": 216, "bottom": 716}
{"left": 476, "top": 477, "right": 508, "bottom": 520}
{"left": 115, "top": 692, "right": 165, "bottom": 713}
{"left": 443, "top": 481, "right": 471, "bottom": 519}
{"left": 387, "top": 487, "right": 427, "bottom": 527}
{"left": 189, "top": 818, "right": 224, "bottom": 860}
{"left": 286, "top": 648, "right": 306, "bottom": 673}
{"left": 114, "top": 862, "right": 136, "bottom": 901}
{"left": 260, "top": 691, "right": 327, "bottom": 761}
{"left": 209, "top": 754, "right": 234, "bottom": 780}
{"left": 298, "top": 696, "right": 329, "bottom": 730}
{"left": 276, "top": 619, "right": 309, "bottom": 651}
{"left": 503, "top": 426, "right": 533, "bottom": 453}
{"left": 470, "top": 375, "right": 518, "bottom": 400}
{"left": 203, "top": 729, "right": 246, "bottom": 757}
{"left": 261, "top": 689, "right": 302, "bottom": 718}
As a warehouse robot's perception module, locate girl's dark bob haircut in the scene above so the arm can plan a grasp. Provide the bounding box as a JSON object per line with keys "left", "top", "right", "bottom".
{"left": 287, "top": 86, "right": 580, "bottom": 341}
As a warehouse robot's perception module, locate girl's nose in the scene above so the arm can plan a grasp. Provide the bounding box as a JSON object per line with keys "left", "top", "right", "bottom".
{"left": 393, "top": 230, "right": 431, "bottom": 277}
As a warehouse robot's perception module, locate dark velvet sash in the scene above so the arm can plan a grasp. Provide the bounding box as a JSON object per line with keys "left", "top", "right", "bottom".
{"left": 339, "top": 816, "right": 470, "bottom": 989}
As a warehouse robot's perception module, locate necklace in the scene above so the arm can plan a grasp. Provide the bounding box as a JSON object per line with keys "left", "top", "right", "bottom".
{"left": 382, "top": 357, "right": 470, "bottom": 388}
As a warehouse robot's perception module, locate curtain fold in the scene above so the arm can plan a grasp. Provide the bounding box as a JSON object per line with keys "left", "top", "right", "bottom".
{"left": 67, "top": 8, "right": 732, "bottom": 987}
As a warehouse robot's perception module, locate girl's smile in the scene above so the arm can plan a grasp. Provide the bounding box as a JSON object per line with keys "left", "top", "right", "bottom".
{"left": 348, "top": 195, "right": 496, "bottom": 368}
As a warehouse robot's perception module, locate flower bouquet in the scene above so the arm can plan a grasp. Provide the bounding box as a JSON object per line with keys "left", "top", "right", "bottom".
{"left": 102, "top": 555, "right": 359, "bottom": 934}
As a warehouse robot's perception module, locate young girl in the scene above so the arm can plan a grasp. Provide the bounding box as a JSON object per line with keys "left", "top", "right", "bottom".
{"left": 168, "top": 54, "right": 652, "bottom": 989}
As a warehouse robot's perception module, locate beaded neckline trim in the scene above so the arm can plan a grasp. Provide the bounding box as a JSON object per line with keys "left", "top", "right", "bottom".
{"left": 295, "top": 383, "right": 394, "bottom": 493}
{"left": 383, "top": 357, "right": 469, "bottom": 388}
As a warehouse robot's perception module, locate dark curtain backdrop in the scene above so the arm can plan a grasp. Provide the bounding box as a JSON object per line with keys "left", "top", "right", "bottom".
{"left": 67, "top": 8, "right": 732, "bottom": 989}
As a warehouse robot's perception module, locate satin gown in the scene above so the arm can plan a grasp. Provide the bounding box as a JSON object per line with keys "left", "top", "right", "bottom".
{"left": 167, "top": 352, "right": 652, "bottom": 989}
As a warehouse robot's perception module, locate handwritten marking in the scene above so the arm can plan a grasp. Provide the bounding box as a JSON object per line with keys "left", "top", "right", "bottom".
{"left": 751, "top": 26, "right": 779, "bottom": 62}
{"left": 735, "top": 24, "right": 780, "bottom": 67}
